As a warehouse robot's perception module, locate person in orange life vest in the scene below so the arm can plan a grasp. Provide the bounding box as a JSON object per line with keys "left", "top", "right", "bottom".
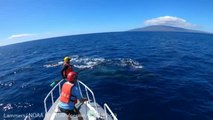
{"left": 59, "top": 72, "right": 87, "bottom": 120}
{"left": 61, "top": 57, "right": 73, "bottom": 79}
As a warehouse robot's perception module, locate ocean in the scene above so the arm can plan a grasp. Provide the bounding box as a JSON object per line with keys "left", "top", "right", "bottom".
{"left": 0, "top": 32, "right": 213, "bottom": 120}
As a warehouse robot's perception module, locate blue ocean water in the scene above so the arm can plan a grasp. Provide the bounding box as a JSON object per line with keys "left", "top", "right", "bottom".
{"left": 0, "top": 32, "right": 213, "bottom": 120}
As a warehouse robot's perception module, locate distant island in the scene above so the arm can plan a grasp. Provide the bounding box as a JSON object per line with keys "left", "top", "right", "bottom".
{"left": 129, "top": 25, "right": 207, "bottom": 34}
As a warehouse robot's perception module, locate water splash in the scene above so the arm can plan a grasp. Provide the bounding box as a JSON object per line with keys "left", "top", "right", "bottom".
{"left": 71, "top": 56, "right": 105, "bottom": 69}
{"left": 1, "top": 103, "right": 33, "bottom": 112}
{"left": 14, "top": 102, "right": 33, "bottom": 109}
{"left": 43, "top": 55, "right": 143, "bottom": 69}
{"left": 43, "top": 61, "right": 63, "bottom": 68}
{"left": 2, "top": 104, "right": 13, "bottom": 111}
{"left": 0, "top": 81, "right": 14, "bottom": 87}
{"left": 21, "top": 83, "right": 29, "bottom": 88}
{"left": 118, "top": 58, "right": 143, "bottom": 69}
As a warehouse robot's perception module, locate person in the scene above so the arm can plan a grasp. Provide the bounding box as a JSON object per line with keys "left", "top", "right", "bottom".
{"left": 61, "top": 57, "right": 73, "bottom": 79}
{"left": 59, "top": 72, "right": 87, "bottom": 120}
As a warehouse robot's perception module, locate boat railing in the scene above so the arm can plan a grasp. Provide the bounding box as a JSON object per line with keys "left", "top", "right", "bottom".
{"left": 77, "top": 80, "right": 98, "bottom": 111}
{"left": 44, "top": 79, "right": 64, "bottom": 113}
{"left": 104, "top": 104, "right": 118, "bottom": 120}
{"left": 43, "top": 79, "right": 97, "bottom": 114}
{"left": 43, "top": 79, "right": 118, "bottom": 120}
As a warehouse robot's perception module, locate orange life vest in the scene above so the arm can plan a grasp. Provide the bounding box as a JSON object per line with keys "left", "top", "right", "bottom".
{"left": 64, "top": 63, "right": 73, "bottom": 77}
{"left": 60, "top": 82, "right": 77, "bottom": 104}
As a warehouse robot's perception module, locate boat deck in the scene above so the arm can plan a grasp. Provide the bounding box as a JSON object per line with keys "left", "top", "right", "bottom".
{"left": 44, "top": 99, "right": 113, "bottom": 120}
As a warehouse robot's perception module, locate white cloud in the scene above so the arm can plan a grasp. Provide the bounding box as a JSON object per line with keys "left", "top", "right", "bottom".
{"left": 144, "top": 16, "right": 197, "bottom": 28}
{"left": 8, "top": 33, "right": 35, "bottom": 39}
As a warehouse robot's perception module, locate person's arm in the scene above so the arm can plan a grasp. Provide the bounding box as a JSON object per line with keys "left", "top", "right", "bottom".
{"left": 73, "top": 86, "right": 88, "bottom": 103}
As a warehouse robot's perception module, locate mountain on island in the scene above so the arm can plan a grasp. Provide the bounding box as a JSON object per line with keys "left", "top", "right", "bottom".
{"left": 129, "top": 25, "right": 207, "bottom": 33}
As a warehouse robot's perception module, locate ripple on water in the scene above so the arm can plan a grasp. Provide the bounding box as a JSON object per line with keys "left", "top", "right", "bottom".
{"left": 1, "top": 103, "right": 33, "bottom": 112}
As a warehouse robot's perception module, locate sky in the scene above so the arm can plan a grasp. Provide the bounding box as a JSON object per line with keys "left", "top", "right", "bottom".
{"left": 0, "top": 0, "right": 213, "bottom": 46}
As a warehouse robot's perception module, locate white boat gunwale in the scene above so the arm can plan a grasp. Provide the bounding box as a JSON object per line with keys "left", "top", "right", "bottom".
{"left": 42, "top": 79, "right": 118, "bottom": 120}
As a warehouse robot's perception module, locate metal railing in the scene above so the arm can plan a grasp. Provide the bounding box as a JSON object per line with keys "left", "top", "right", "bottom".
{"left": 104, "top": 104, "right": 118, "bottom": 120}
{"left": 44, "top": 79, "right": 64, "bottom": 113}
{"left": 43, "top": 79, "right": 97, "bottom": 114}
{"left": 77, "top": 80, "right": 98, "bottom": 111}
{"left": 43, "top": 79, "right": 118, "bottom": 120}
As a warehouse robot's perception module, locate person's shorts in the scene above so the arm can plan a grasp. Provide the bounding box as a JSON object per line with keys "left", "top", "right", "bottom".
{"left": 59, "top": 107, "right": 80, "bottom": 116}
